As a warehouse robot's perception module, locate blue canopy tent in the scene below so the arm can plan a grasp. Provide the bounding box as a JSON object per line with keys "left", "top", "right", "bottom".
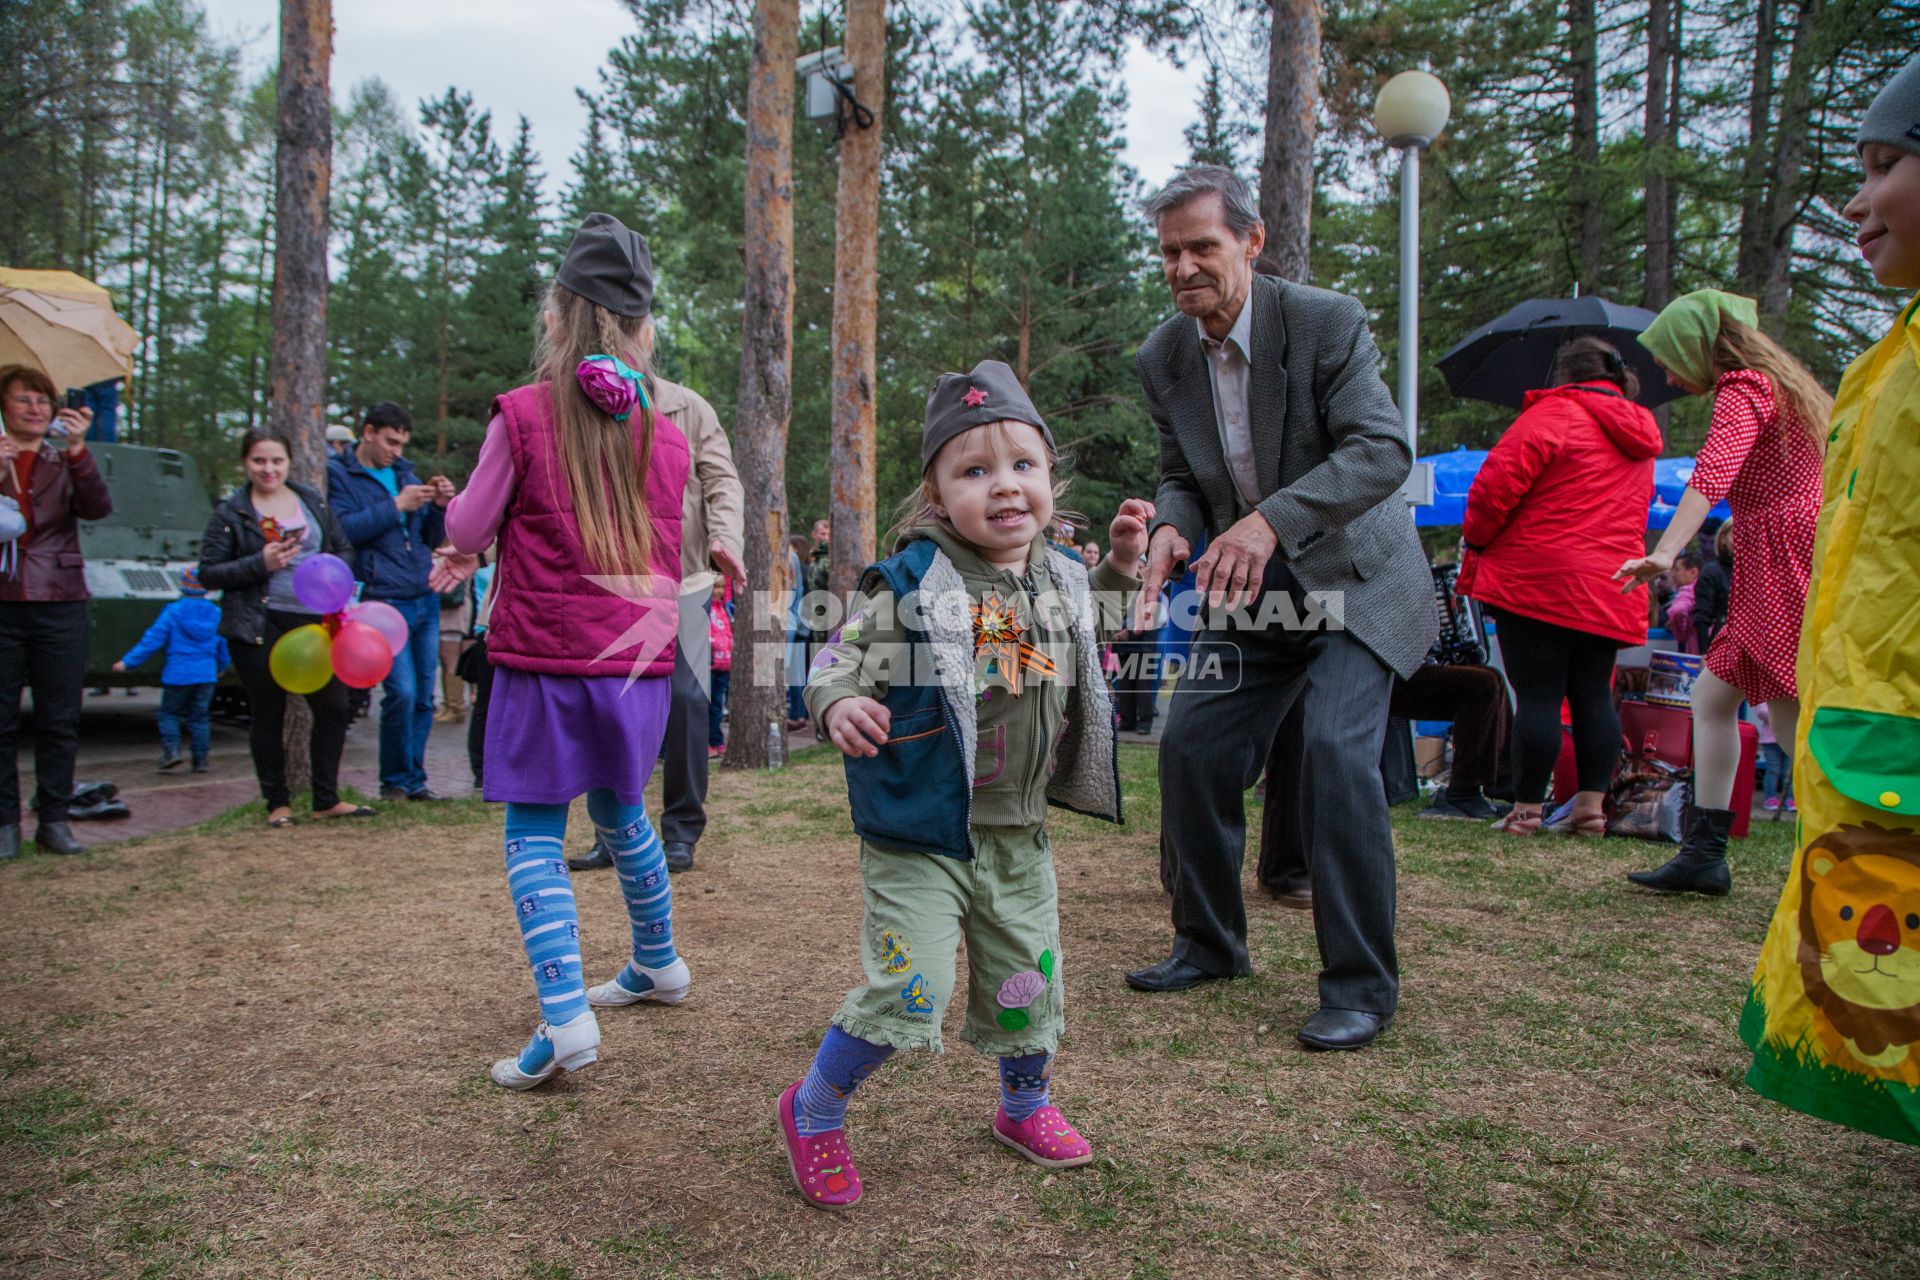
{"left": 1416, "top": 445, "right": 1731, "bottom": 530}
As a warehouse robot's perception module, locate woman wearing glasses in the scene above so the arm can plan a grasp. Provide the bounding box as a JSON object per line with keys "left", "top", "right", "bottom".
{"left": 0, "top": 365, "right": 112, "bottom": 859}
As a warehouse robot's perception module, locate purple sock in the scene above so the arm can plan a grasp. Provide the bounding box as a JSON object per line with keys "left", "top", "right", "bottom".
{"left": 793, "top": 1026, "right": 894, "bottom": 1137}
{"left": 999, "top": 1052, "right": 1051, "bottom": 1122}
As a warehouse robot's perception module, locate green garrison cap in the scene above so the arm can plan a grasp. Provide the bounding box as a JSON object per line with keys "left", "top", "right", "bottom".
{"left": 921, "top": 359, "right": 1054, "bottom": 470}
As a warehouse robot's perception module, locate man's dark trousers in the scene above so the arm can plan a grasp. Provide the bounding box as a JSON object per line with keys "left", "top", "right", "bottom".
{"left": 1159, "top": 557, "right": 1399, "bottom": 1016}
{"left": 660, "top": 590, "right": 712, "bottom": 848}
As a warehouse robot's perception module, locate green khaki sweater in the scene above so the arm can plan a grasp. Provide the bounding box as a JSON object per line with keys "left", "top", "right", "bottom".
{"left": 806, "top": 527, "right": 1137, "bottom": 827}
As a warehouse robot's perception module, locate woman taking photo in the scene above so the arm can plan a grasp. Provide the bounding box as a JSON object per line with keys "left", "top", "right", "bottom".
{"left": 1457, "top": 338, "right": 1663, "bottom": 836}
{"left": 198, "top": 432, "right": 371, "bottom": 828}
{"left": 0, "top": 364, "right": 112, "bottom": 859}
{"left": 1617, "top": 290, "right": 1827, "bottom": 895}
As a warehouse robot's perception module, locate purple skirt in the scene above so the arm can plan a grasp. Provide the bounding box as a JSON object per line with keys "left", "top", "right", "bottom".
{"left": 482, "top": 667, "right": 671, "bottom": 805}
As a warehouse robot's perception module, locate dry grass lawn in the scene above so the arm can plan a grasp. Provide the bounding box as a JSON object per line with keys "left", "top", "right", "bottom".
{"left": 2, "top": 744, "right": 1917, "bottom": 1279}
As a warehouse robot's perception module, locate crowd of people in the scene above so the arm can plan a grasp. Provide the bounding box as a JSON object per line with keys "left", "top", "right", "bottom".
{"left": 1, "top": 51, "right": 1913, "bottom": 1203}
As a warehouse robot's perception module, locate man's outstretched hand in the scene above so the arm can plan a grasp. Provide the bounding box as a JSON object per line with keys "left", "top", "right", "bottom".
{"left": 429, "top": 547, "right": 481, "bottom": 594}
{"left": 1191, "top": 511, "right": 1277, "bottom": 612}
{"left": 1136, "top": 524, "right": 1190, "bottom": 631}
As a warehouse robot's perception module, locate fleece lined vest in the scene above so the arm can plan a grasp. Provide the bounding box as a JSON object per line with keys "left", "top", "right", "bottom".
{"left": 844, "top": 538, "right": 1122, "bottom": 860}
{"left": 484, "top": 381, "right": 689, "bottom": 678}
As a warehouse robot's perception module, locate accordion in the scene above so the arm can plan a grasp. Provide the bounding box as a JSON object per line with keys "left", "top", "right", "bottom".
{"left": 1428, "top": 563, "right": 1488, "bottom": 667}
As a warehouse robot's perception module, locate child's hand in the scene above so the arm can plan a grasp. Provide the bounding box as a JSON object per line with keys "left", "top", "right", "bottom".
{"left": 1107, "top": 498, "right": 1155, "bottom": 574}
{"left": 823, "top": 696, "right": 891, "bottom": 758}
{"left": 111, "top": 661, "right": 126, "bottom": 673}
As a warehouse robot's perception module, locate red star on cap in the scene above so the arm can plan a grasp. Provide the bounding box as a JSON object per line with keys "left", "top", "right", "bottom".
{"left": 962, "top": 386, "right": 988, "bottom": 408}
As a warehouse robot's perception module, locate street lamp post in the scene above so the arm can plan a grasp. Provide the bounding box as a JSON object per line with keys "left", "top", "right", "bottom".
{"left": 1372, "top": 71, "right": 1451, "bottom": 504}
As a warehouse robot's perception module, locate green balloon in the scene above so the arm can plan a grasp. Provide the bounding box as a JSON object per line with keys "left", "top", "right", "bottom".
{"left": 270, "top": 623, "right": 334, "bottom": 694}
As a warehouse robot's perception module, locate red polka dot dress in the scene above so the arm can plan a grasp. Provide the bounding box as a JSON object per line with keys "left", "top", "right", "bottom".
{"left": 1687, "top": 370, "right": 1822, "bottom": 704}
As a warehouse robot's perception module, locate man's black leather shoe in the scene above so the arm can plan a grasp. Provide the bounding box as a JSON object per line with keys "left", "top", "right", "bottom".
{"left": 664, "top": 841, "right": 695, "bottom": 873}
{"left": 566, "top": 840, "right": 613, "bottom": 872}
{"left": 33, "top": 822, "right": 85, "bottom": 856}
{"left": 1264, "top": 880, "right": 1313, "bottom": 910}
{"left": 1297, "top": 1008, "right": 1390, "bottom": 1051}
{"left": 1124, "top": 955, "right": 1224, "bottom": 992}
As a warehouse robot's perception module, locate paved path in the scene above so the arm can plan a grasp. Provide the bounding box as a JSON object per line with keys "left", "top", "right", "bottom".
{"left": 37, "top": 686, "right": 484, "bottom": 850}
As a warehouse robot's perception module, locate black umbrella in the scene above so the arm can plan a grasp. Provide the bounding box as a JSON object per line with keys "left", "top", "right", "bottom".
{"left": 1435, "top": 295, "right": 1685, "bottom": 410}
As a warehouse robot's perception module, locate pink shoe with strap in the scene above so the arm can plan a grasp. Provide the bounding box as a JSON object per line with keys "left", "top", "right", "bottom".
{"left": 776, "top": 1081, "right": 863, "bottom": 1209}
{"left": 993, "top": 1105, "right": 1094, "bottom": 1169}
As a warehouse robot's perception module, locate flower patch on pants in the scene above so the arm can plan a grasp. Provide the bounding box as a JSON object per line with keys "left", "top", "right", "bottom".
{"left": 996, "top": 949, "right": 1055, "bottom": 1032}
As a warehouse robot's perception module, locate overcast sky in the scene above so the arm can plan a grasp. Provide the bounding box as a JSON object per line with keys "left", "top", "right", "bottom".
{"left": 197, "top": 0, "right": 1206, "bottom": 203}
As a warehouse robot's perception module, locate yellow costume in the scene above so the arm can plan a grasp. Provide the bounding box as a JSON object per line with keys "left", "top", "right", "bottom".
{"left": 1740, "top": 293, "right": 1920, "bottom": 1143}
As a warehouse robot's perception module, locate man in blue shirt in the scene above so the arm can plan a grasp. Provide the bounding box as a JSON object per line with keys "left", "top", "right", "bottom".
{"left": 327, "top": 402, "right": 454, "bottom": 800}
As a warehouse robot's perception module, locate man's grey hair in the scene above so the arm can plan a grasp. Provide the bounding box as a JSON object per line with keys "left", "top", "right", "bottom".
{"left": 1142, "top": 165, "right": 1262, "bottom": 238}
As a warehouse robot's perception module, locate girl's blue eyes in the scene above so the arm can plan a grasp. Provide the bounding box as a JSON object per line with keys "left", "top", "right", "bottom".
{"left": 964, "top": 461, "right": 1033, "bottom": 478}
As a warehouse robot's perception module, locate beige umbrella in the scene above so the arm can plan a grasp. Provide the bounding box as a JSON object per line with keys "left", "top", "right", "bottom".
{"left": 0, "top": 268, "right": 139, "bottom": 389}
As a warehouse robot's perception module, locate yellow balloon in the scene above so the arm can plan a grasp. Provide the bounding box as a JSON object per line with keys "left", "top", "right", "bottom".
{"left": 269, "top": 623, "right": 335, "bottom": 694}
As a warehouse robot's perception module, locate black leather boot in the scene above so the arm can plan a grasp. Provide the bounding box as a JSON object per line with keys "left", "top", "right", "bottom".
{"left": 1627, "top": 806, "right": 1734, "bottom": 896}
{"left": 33, "top": 821, "right": 86, "bottom": 856}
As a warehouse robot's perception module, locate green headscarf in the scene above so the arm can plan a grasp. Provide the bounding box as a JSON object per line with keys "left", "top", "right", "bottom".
{"left": 1637, "top": 289, "right": 1759, "bottom": 391}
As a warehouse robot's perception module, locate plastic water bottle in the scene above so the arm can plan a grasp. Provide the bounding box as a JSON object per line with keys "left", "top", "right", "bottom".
{"left": 765, "top": 719, "right": 785, "bottom": 770}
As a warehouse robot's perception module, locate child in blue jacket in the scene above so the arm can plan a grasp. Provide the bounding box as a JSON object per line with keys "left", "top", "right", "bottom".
{"left": 114, "top": 567, "right": 230, "bottom": 771}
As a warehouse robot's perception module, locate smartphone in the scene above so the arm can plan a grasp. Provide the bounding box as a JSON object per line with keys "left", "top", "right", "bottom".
{"left": 47, "top": 389, "right": 85, "bottom": 439}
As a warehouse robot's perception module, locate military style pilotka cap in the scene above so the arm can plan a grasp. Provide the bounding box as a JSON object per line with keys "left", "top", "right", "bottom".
{"left": 921, "top": 359, "right": 1055, "bottom": 469}
{"left": 556, "top": 212, "right": 654, "bottom": 318}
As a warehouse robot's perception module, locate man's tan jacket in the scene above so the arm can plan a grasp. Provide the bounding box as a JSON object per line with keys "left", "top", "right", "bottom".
{"left": 652, "top": 375, "right": 744, "bottom": 585}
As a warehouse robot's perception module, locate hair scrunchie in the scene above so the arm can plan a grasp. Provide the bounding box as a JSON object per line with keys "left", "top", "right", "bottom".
{"left": 575, "top": 354, "right": 651, "bottom": 423}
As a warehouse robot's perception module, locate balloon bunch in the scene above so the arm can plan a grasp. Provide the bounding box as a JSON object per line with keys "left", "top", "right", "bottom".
{"left": 268, "top": 553, "right": 409, "bottom": 693}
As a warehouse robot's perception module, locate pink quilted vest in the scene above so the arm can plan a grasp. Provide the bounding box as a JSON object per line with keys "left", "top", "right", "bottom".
{"left": 484, "top": 382, "right": 689, "bottom": 678}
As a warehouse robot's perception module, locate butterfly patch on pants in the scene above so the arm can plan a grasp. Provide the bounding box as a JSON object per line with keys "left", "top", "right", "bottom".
{"left": 878, "top": 929, "right": 911, "bottom": 975}
{"left": 899, "top": 973, "right": 934, "bottom": 1015}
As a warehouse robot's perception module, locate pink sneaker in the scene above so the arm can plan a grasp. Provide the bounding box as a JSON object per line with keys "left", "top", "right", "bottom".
{"left": 776, "top": 1081, "right": 863, "bottom": 1209}
{"left": 992, "top": 1105, "right": 1093, "bottom": 1169}
{"left": 1763, "top": 796, "right": 1782, "bottom": 811}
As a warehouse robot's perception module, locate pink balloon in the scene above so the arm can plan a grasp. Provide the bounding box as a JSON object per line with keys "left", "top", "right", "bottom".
{"left": 331, "top": 621, "right": 394, "bottom": 689}
{"left": 343, "top": 600, "right": 408, "bottom": 657}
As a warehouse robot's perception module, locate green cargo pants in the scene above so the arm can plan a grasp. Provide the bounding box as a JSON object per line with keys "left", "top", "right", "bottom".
{"left": 832, "top": 823, "right": 1065, "bottom": 1056}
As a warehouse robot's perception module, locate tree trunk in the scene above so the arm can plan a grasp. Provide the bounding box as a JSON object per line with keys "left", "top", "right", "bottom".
{"left": 1758, "top": 0, "right": 1822, "bottom": 322}
{"left": 1735, "top": 0, "right": 1780, "bottom": 294}
{"left": 1259, "top": 0, "right": 1320, "bottom": 282}
{"left": 1568, "top": 0, "right": 1602, "bottom": 292}
{"left": 271, "top": 0, "right": 333, "bottom": 795}
{"left": 723, "top": 0, "right": 798, "bottom": 771}
{"left": 827, "top": 0, "right": 887, "bottom": 602}
{"left": 1642, "top": 0, "right": 1673, "bottom": 312}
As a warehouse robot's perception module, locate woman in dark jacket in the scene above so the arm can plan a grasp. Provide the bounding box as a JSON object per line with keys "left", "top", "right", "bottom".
{"left": 0, "top": 364, "right": 113, "bottom": 858}
{"left": 1456, "top": 338, "right": 1662, "bottom": 837}
{"left": 199, "top": 431, "right": 371, "bottom": 828}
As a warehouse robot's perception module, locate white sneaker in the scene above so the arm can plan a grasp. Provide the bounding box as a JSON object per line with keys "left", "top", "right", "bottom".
{"left": 586, "top": 957, "right": 692, "bottom": 1007}
{"left": 488, "top": 1011, "right": 600, "bottom": 1090}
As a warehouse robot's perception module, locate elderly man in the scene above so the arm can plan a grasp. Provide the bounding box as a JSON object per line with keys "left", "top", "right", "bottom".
{"left": 1122, "top": 166, "right": 1436, "bottom": 1052}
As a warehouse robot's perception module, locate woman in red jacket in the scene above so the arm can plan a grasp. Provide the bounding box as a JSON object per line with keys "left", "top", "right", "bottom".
{"left": 1456, "top": 338, "right": 1662, "bottom": 835}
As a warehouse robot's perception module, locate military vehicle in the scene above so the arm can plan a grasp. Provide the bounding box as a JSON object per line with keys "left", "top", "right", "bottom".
{"left": 77, "top": 442, "right": 226, "bottom": 692}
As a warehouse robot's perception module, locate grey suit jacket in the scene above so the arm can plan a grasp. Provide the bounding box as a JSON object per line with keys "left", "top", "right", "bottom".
{"left": 1136, "top": 274, "right": 1438, "bottom": 678}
